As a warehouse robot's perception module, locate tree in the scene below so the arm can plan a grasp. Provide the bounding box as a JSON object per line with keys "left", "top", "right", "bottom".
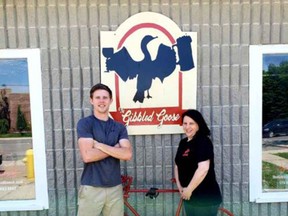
{"left": 0, "top": 89, "right": 10, "bottom": 130}
{"left": 16, "top": 105, "right": 27, "bottom": 133}
{"left": 263, "top": 60, "right": 288, "bottom": 125}
{"left": 0, "top": 119, "right": 9, "bottom": 134}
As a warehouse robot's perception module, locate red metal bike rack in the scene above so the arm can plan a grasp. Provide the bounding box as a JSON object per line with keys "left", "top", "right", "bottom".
{"left": 121, "top": 175, "right": 234, "bottom": 216}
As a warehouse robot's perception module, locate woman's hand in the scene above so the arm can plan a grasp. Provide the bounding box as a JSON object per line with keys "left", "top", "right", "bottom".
{"left": 181, "top": 187, "right": 192, "bottom": 200}
{"left": 177, "top": 185, "right": 183, "bottom": 195}
{"left": 180, "top": 160, "right": 210, "bottom": 200}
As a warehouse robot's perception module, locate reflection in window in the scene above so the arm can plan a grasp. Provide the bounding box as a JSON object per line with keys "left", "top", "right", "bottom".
{"left": 0, "top": 59, "right": 34, "bottom": 201}
{"left": 262, "top": 54, "right": 288, "bottom": 191}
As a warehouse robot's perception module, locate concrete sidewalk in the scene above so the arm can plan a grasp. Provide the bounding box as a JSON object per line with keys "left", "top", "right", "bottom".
{"left": 262, "top": 147, "right": 288, "bottom": 170}
{"left": 0, "top": 160, "right": 35, "bottom": 201}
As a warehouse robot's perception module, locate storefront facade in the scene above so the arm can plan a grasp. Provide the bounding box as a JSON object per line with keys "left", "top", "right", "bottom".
{"left": 0, "top": 1, "right": 288, "bottom": 215}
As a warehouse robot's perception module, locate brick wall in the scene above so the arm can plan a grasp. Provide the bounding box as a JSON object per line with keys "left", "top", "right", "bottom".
{"left": 8, "top": 93, "right": 31, "bottom": 132}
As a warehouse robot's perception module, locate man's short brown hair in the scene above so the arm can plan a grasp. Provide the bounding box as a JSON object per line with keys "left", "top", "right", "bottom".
{"left": 90, "top": 83, "right": 113, "bottom": 99}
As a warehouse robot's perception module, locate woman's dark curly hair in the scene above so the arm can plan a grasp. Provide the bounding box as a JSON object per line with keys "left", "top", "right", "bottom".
{"left": 182, "top": 109, "right": 210, "bottom": 136}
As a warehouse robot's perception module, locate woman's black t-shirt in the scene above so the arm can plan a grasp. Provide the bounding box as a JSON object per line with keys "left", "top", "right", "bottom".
{"left": 175, "top": 135, "right": 222, "bottom": 206}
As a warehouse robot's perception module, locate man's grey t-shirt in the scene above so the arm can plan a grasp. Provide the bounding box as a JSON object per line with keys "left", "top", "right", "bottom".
{"left": 77, "top": 115, "right": 128, "bottom": 187}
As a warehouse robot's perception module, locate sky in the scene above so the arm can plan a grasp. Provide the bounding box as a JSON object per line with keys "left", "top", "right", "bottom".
{"left": 0, "top": 59, "right": 29, "bottom": 93}
{"left": 263, "top": 54, "right": 288, "bottom": 71}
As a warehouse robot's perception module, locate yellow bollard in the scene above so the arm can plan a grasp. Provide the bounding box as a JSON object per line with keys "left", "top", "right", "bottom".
{"left": 23, "top": 149, "right": 35, "bottom": 180}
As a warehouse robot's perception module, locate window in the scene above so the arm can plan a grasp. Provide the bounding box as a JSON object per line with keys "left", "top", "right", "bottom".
{"left": 249, "top": 45, "right": 288, "bottom": 203}
{"left": 0, "top": 49, "right": 48, "bottom": 211}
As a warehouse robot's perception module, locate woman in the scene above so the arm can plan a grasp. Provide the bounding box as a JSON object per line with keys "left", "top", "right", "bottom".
{"left": 174, "top": 109, "right": 222, "bottom": 216}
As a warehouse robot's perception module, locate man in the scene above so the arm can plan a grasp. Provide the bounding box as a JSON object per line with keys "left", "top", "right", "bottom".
{"left": 77, "top": 83, "right": 132, "bottom": 216}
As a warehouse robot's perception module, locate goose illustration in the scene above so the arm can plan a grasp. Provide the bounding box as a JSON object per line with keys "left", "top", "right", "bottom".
{"left": 103, "top": 35, "right": 194, "bottom": 103}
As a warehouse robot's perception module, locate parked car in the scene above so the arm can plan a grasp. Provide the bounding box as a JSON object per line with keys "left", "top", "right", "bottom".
{"left": 263, "top": 119, "right": 288, "bottom": 138}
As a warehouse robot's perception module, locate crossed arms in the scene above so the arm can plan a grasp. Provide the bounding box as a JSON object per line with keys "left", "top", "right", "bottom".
{"left": 78, "top": 137, "right": 132, "bottom": 163}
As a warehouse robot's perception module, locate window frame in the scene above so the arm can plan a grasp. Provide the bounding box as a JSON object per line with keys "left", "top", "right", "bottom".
{"left": 0, "top": 49, "right": 49, "bottom": 211}
{"left": 249, "top": 44, "right": 288, "bottom": 203}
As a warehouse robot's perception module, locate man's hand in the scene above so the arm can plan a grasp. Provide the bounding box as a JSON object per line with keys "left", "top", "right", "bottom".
{"left": 93, "top": 140, "right": 120, "bottom": 149}
{"left": 93, "top": 139, "right": 132, "bottom": 161}
{"left": 93, "top": 140, "right": 100, "bottom": 149}
{"left": 78, "top": 138, "right": 109, "bottom": 163}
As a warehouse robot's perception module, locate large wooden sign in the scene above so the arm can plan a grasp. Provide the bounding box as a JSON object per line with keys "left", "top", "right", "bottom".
{"left": 101, "top": 12, "right": 197, "bottom": 135}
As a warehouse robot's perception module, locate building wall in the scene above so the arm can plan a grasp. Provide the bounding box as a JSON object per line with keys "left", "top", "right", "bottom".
{"left": 0, "top": 89, "right": 30, "bottom": 132}
{"left": 8, "top": 93, "right": 31, "bottom": 132}
{"left": 0, "top": 0, "right": 287, "bottom": 215}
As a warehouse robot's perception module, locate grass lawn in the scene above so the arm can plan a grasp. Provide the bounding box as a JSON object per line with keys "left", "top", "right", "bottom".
{"left": 274, "top": 152, "right": 288, "bottom": 159}
{"left": 262, "top": 161, "right": 288, "bottom": 189}
{"left": 0, "top": 133, "right": 32, "bottom": 138}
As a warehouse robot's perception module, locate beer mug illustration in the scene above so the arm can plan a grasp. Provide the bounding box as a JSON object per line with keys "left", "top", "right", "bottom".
{"left": 173, "top": 35, "right": 194, "bottom": 71}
